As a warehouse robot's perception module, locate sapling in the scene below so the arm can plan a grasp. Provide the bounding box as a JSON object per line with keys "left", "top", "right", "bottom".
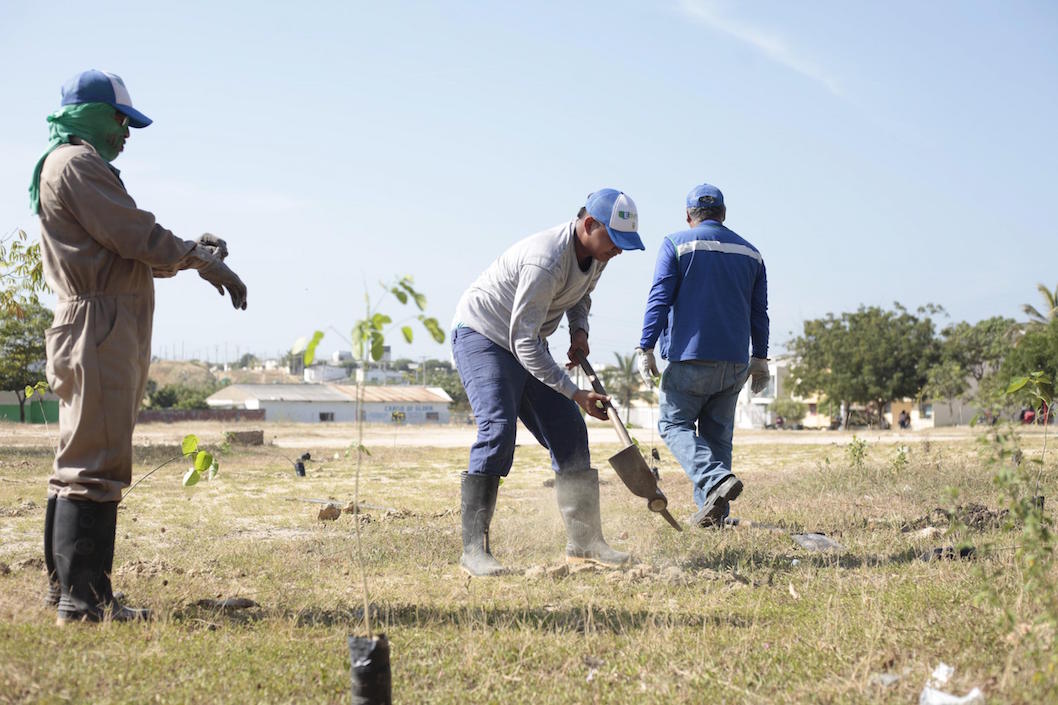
{"left": 295, "top": 276, "right": 443, "bottom": 704}
{"left": 124, "top": 434, "right": 219, "bottom": 496}
{"left": 295, "top": 275, "right": 444, "bottom": 639}
{"left": 24, "top": 385, "right": 220, "bottom": 495}
{"left": 1005, "top": 371, "right": 1053, "bottom": 499}
{"left": 23, "top": 380, "right": 51, "bottom": 434}
{"left": 971, "top": 371, "right": 1057, "bottom": 680}
{"left": 846, "top": 435, "right": 868, "bottom": 470}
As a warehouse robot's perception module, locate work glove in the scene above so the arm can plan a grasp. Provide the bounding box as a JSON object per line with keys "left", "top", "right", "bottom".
{"left": 185, "top": 244, "right": 248, "bottom": 310}
{"left": 196, "top": 233, "right": 229, "bottom": 260}
{"left": 636, "top": 347, "right": 659, "bottom": 388}
{"left": 748, "top": 357, "right": 770, "bottom": 394}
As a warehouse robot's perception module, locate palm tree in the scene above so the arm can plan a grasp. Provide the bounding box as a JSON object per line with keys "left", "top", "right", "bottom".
{"left": 1022, "top": 282, "right": 1058, "bottom": 328}
{"left": 600, "top": 352, "right": 642, "bottom": 426}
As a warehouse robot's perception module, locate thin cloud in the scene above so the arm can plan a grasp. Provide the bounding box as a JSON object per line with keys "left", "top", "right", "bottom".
{"left": 679, "top": 0, "right": 842, "bottom": 96}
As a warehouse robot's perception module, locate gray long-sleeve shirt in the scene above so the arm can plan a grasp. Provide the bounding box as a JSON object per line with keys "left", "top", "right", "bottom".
{"left": 453, "top": 221, "right": 605, "bottom": 398}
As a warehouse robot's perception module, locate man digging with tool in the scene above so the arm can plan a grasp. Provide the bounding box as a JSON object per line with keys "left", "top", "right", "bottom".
{"left": 31, "top": 70, "right": 248, "bottom": 623}
{"left": 451, "top": 189, "right": 644, "bottom": 576}
{"left": 635, "top": 183, "right": 769, "bottom": 528}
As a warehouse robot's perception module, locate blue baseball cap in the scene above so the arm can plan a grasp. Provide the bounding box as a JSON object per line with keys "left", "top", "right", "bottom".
{"left": 584, "top": 189, "right": 644, "bottom": 251}
{"left": 60, "top": 70, "right": 152, "bottom": 128}
{"left": 686, "top": 183, "right": 724, "bottom": 209}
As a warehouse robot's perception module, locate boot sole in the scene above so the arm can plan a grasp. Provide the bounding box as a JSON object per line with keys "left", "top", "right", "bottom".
{"left": 56, "top": 613, "right": 150, "bottom": 625}
{"left": 692, "top": 476, "right": 744, "bottom": 528}
{"left": 565, "top": 554, "right": 630, "bottom": 569}
{"left": 56, "top": 606, "right": 151, "bottom": 625}
{"left": 459, "top": 557, "right": 506, "bottom": 577}
{"left": 459, "top": 565, "right": 506, "bottom": 577}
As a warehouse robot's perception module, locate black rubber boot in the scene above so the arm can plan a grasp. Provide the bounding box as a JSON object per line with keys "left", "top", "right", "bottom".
{"left": 44, "top": 495, "right": 60, "bottom": 607}
{"left": 459, "top": 472, "right": 505, "bottom": 576}
{"left": 102, "top": 515, "right": 149, "bottom": 622}
{"left": 555, "top": 468, "right": 630, "bottom": 568}
{"left": 53, "top": 497, "right": 149, "bottom": 624}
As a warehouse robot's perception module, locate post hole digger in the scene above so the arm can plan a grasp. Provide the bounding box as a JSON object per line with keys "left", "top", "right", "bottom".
{"left": 576, "top": 353, "right": 682, "bottom": 531}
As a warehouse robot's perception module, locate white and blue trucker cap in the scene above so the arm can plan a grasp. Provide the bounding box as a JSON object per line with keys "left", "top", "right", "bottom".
{"left": 60, "top": 70, "right": 152, "bottom": 128}
{"left": 584, "top": 189, "right": 644, "bottom": 251}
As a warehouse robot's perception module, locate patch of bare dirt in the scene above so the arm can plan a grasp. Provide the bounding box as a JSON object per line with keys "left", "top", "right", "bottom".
{"left": 8, "top": 557, "right": 44, "bottom": 572}
{"left": 521, "top": 561, "right": 725, "bottom": 586}
{"left": 116, "top": 558, "right": 182, "bottom": 578}
{"left": 0, "top": 500, "right": 38, "bottom": 517}
{"left": 226, "top": 527, "right": 321, "bottom": 541}
{"left": 901, "top": 503, "right": 1008, "bottom": 532}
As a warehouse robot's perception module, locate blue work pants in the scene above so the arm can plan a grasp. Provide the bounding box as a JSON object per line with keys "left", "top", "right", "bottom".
{"left": 452, "top": 327, "right": 590, "bottom": 477}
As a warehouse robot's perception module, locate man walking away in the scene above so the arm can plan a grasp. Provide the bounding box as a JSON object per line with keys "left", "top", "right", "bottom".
{"left": 635, "top": 183, "right": 769, "bottom": 528}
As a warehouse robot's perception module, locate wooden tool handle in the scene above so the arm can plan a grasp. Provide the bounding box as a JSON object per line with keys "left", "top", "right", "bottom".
{"left": 576, "top": 353, "right": 634, "bottom": 447}
{"left": 577, "top": 354, "right": 608, "bottom": 396}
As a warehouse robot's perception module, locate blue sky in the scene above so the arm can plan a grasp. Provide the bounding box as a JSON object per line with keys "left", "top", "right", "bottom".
{"left": 2, "top": 0, "right": 1056, "bottom": 365}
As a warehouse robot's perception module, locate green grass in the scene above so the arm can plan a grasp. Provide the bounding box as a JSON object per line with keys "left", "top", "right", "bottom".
{"left": 0, "top": 426, "right": 1055, "bottom": 704}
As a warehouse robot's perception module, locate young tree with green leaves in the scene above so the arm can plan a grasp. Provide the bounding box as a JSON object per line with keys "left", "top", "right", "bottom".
{"left": 295, "top": 275, "right": 445, "bottom": 639}
{"left": 1000, "top": 320, "right": 1058, "bottom": 399}
{"left": 943, "top": 316, "right": 1019, "bottom": 383}
{"left": 789, "top": 303, "right": 940, "bottom": 428}
{"left": 0, "top": 229, "right": 47, "bottom": 319}
{"left": 924, "top": 358, "right": 968, "bottom": 418}
{"left": 0, "top": 300, "right": 52, "bottom": 421}
{"left": 925, "top": 316, "right": 1018, "bottom": 415}
{"left": 233, "top": 352, "right": 260, "bottom": 369}
{"left": 769, "top": 395, "right": 806, "bottom": 426}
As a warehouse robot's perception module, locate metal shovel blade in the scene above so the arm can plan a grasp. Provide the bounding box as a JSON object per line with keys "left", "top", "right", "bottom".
{"left": 608, "top": 446, "right": 684, "bottom": 532}
{"left": 608, "top": 445, "right": 661, "bottom": 499}
{"left": 575, "top": 352, "right": 682, "bottom": 532}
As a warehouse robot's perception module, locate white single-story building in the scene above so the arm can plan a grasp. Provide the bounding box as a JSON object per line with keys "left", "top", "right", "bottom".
{"left": 206, "top": 384, "right": 453, "bottom": 423}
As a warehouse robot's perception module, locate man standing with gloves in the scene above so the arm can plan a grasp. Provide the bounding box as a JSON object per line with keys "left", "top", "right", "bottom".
{"left": 635, "top": 183, "right": 769, "bottom": 528}
{"left": 451, "top": 189, "right": 643, "bottom": 576}
{"left": 32, "top": 69, "right": 247, "bottom": 623}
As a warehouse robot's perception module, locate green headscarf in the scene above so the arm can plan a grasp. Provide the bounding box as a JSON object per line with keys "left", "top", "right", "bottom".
{"left": 29, "top": 102, "right": 127, "bottom": 214}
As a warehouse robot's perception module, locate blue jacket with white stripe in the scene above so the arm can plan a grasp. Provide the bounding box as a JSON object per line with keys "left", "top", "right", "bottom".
{"left": 638, "top": 220, "right": 768, "bottom": 364}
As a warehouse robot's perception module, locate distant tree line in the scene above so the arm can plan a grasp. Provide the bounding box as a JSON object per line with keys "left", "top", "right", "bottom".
{"left": 788, "top": 284, "right": 1057, "bottom": 427}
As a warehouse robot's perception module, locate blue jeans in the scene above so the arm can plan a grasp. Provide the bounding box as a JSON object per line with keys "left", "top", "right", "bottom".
{"left": 658, "top": 360, "right": 748, "bottom": 508}
{"left": 452, "top": 327, "right": 590, "bottom": 477}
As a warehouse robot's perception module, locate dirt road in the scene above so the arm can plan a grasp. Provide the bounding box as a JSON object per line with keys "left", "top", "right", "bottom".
{"left": 0, "top": 418, "right": 1007, "bottom": 451}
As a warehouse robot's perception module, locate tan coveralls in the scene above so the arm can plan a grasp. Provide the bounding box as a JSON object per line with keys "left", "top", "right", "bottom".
{"left": 38, "top": 138, "right": 194, "bottom": 502}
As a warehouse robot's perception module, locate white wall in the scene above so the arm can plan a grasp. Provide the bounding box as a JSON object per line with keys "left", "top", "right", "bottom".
{"left": 361, "top": 402, "right": 449, "bottom": 424}
{"left": 259, "top": 400, "right": 450, "bottom": 423}
{"left": 261, "top": 401, "right": 360, "bottom": 423}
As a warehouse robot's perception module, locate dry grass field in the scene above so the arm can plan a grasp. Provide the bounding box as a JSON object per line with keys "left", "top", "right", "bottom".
{"left": 1, "top": 421, "right": 1055, "bottom": 704}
